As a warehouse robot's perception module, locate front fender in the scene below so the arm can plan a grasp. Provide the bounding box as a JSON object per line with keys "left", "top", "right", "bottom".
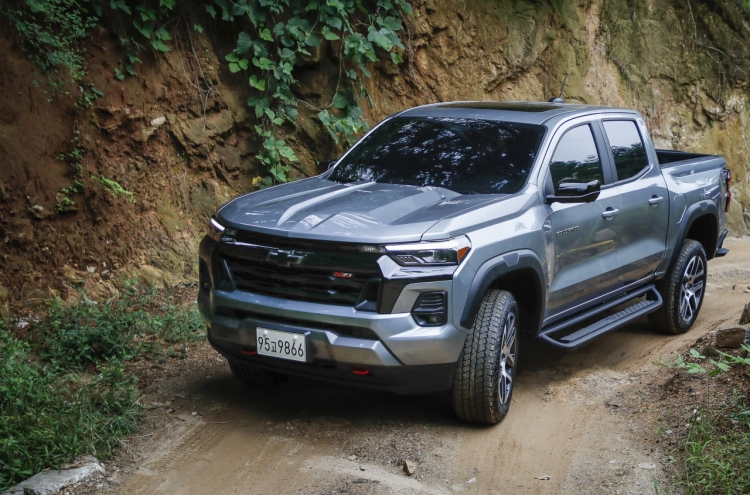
{"left": 459, "top": 249, "right": 546, "bottom": 333}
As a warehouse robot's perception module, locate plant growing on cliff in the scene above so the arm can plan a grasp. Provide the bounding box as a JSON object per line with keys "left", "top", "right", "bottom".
{"left": 215, "top": 0, "right": 412, "bottom": 186}
{"left": 0, "top": 0, "right": 100, "bottom": 83}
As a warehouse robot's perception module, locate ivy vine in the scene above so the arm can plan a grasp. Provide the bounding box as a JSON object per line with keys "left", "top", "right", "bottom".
{"left": 213, "top": 0, "right": 412, "bottom": 187}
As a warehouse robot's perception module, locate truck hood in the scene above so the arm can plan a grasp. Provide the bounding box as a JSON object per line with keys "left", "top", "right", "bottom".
{"left": 216, "top": 177, "right": 505, "bottom": 244}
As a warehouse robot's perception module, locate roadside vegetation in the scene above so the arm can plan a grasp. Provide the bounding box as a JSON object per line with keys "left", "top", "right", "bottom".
{"left": 658, "top": 344, "right": 750, "bottom": 494}
{"left": 0, "top": 283, "right": 204, "bottom": 491}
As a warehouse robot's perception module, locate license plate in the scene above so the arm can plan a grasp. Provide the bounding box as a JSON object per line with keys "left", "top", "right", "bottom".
{"left": 256, "top": 328, "right": 307, "bottom": 362}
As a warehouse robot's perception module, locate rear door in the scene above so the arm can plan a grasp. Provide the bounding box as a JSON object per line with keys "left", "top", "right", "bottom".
{"left": 542, "top": 121, "right": 622, "bottom": 318}
{"left": 600, "top": 118, "right": 669, "bottom": 284}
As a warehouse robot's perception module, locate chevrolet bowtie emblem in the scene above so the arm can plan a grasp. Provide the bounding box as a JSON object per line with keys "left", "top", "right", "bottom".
{"left": 266, "top": 249, "right": 306, "bottom": 267}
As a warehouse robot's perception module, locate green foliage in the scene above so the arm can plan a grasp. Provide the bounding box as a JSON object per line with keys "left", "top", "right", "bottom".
{"left": 0, "top": 0, "right": 100, "bottom": 82}
{"left": 55, "top": 130, "right": 85, "bottom": 212}
{"left": 673, "top": 396, "right": 750, "bottom": 494}
{"left": 92, "top": 175, "right": 136, "bottom": 203}
{"left": 0, "top": 330, "right": 139, "bottom": 490}
{"left": 218, "top": 0, "right": 412, "bottom": 186}
{"left": 660, "top": 344, "right": 750, "bottom": 377}
{"left": 38, "top": 282, "right": 204, "bottom": 368}
{"left": 0, "top": 282, "right": 204, "bottom": 489}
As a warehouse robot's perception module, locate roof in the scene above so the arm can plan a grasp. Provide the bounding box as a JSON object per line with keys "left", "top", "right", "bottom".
{"left": 397, "top": 101, "right": 638, "bottom": 126}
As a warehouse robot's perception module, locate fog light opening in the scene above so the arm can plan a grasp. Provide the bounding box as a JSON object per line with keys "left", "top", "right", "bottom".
{"left": 241, "top": 349, "right": 257, "bottom": 356}
{"left": 352, "top": 368, "right": 370, "bottom": 375}
{"left": 411, "top": 291, "right": 448, "bottom": 327}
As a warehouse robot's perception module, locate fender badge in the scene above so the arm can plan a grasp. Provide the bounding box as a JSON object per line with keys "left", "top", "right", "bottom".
{"left": 556, "top": 226, "right": 580, "bottom": 237}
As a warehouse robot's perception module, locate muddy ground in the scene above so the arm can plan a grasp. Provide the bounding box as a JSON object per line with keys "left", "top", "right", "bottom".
{"left": 64, "top": 237, "right": 750, "bottom": 495}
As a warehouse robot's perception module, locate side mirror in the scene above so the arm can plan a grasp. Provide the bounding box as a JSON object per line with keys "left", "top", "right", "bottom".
{"left": 546, "top": 179, "right": 601, "bottom": 204}
{"left": 318, "top": 159, "right": 338, "bottom": 174}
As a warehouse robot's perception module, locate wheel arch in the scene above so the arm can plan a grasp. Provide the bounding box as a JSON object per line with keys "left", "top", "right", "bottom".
{"left": 459, "top": 250, "right": 546, "bottom": 337}
{"left": 665, "top": 201, "right": 719, "bottom": 275}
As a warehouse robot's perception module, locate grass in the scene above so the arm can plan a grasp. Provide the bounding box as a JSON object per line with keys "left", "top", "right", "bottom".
{"left": 656, "top": 345, "right": 750, "bottom": 494}
{"left": 0, "top": 282, "right": 204, "bottom": 491}
{"left": 673, "top": 394, "right": 750, "bottom": 494}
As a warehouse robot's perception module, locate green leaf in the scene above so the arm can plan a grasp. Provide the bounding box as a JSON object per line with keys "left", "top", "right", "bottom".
{"left": 194, "top": 24, "right": 204, "bottom": 34}
{"left": 156, "top": 28, "right": 171, "bottom": 41}
{"left": 264, "top": 108, "right": 276, "bottom": 120}
{"left": 205, "top": 5, "right": 217, "bottom": 18}
{"left": 114, "top": 68, "right": 125, "bottom": 80}
{"left": 151, "top": 38, "right": 170, "bottom": 52}
{"left": 229, "top": 62, "right": 240, "bottom": 73}
{"left": 236, "top": 32, "right": 253, "bottom": 54}
{"left": 238, "top": 59, "right": 249, "bottom": 70}
{"left": 225, "top": 52, "right": 240, "bottom": 62}
{"left": 260, "top": 28, "right": 273, "bottom": 41}
{"left": 249, "top": 75, "right": 266, "bottom": 90}
{"left": 305, "top": 1, "right": 319, "bottom": 11}
{"left": 689, "top": 348, "right": 706, "bottom": 360}
{"left": 390, "top": 52, "right": 403, "bottom": 64}
{"left": 253, "top": 57, "right": 275, "bottom": 70}
{"left": 322, "top": 26, "right": 340, "bottom": 40}
{"left": 347, "top": 69, "right": 357, "bottom": 79}
{"left": 332, "top": 93, "right": 348, "bottom": 109}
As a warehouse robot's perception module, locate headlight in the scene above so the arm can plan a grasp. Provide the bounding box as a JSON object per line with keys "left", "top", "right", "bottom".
{"left": 206, "top": 217, "right": 225, "bottom": 242}
{"left": 381, "top": 236, "right": 471, "bottom": 266}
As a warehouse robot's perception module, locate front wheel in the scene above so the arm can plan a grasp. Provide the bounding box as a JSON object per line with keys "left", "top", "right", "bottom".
{"left": 452, "top": 290, "right": 519, "bottom": 424}
{"left": 649, "top": 239, "right": 707, "bottom": 334}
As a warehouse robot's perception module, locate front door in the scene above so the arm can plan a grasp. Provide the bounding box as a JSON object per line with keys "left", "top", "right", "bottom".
{"left": 543, "top": 123, "right": 622, "bottom": 318}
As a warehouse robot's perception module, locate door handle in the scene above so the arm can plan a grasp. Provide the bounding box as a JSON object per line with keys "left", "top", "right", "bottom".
{"left": 602, "top": 208, "right": 619, "bottom": 220}
{"left": 648, "top": 195, "right": 664, "bottom": 207}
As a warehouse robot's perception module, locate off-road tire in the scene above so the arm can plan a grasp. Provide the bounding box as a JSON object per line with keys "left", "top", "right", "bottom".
{"left": 229, "top": 361, "right": 288, "bottom": 388}
{"left": 452, "top": 290, "right": 519, "bottom": 424}
{"left": 649, "top": 239, "right": 707, "bottom": 334}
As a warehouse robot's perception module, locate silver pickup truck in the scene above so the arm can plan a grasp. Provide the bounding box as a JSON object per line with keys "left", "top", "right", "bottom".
{"left": 198, "top": 102, "right": 731, "bottom": 424}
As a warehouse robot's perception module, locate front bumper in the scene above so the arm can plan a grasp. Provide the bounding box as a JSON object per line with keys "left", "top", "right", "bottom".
{"left": 199, "top": 282, "right": 467, "bottom": 394}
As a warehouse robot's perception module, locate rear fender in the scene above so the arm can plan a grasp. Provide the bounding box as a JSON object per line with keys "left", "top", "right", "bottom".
{"left": 659, "top": 200, "right": 718, "bottom": 277}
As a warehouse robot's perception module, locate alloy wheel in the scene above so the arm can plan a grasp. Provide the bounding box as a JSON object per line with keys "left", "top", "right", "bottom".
{"left": 498, "top": 313, "right": 517, "bottom": 406}
{"left": 679, "top": 255, "right": 705, "bottom": 324}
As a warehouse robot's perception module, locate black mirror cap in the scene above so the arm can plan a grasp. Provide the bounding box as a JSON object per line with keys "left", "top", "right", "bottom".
{"left": 318, "top": 159, "right": 338, "bottom": 174}
{"left": 546, "top": 179, "right": 601, "bottom": 204}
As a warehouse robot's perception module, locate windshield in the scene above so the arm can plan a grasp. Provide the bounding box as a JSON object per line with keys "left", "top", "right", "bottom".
{"left": 328, "top": 117, "right": 546, "bottom": 194}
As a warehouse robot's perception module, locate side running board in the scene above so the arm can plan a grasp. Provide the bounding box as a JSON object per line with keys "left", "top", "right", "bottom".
{"left": 539, "top": 285, "right": 662, "bottom": 350}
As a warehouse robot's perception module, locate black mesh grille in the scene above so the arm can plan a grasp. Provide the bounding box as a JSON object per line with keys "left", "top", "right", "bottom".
{"left": 217, "top": 232, "right": 382, "bottom": 307}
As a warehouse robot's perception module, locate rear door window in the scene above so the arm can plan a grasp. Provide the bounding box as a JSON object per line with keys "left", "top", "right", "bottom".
{"left": 602, "top": 120, "right": 649, "bottom": 181}
{"left": 549, "top": 124, "right": 604, "bottom": 193}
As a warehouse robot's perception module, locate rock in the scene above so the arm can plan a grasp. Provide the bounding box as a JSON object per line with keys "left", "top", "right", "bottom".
{"left": 534, "top": 475, "right": 550, "bottom": 480}
{"left": 740, "top": 303, "right": 750, "bottom": 325}
{"left": 0, "top": 283, "right": 9, "bottom": 319}
{"left": 403, "top": 459, "right": 416, "bottom": 476}
{"left": 136, "top": 265, "right": 165, "bottom": 290}
{"left": 2, "top": 456, "right": 105, "bottom": 495}
{"left": 637, "top": 463, "right": 657, "bottom": 470}
{"left": 347, "top": 455, "right": 358, "bottom": 461}
{"left": 715, "top": 326, "right": 748, "bottom": 348}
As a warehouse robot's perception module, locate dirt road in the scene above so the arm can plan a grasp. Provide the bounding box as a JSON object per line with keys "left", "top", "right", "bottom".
{"left": 110, "top": 238, "right": 750, "bottom": 495}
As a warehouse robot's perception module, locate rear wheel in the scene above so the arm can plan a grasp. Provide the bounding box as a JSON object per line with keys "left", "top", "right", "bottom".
{"left": 452, "top": 290, "right": 519, "bottom": 424}
{"left": 229, "top": 361, "right": 288, "bottom": 388}
{"left": 649, "top": 239, "right": 707, "bottom": 334}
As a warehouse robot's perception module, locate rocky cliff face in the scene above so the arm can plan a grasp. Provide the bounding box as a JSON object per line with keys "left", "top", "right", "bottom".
{"left": 0, "top": 0, "right": 749, "bottom": 312}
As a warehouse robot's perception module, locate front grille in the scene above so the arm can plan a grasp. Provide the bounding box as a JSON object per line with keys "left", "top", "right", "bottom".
{"left": 216, "top": 232, "right": 382, "bottom": 308}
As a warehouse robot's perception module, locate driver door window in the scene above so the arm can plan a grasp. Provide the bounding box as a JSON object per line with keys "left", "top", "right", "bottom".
{"left": 549, "top": 125, "right": 604, "bottom": 193}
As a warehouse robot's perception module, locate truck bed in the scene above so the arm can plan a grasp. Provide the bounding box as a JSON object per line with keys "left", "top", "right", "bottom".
{"left": 656, "top": 149, "right": 716, "bottom": 167}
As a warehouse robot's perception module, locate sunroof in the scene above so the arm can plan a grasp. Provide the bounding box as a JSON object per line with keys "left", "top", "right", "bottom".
{"left": 439, "top": 102, "right": 566, "bottom": 112}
